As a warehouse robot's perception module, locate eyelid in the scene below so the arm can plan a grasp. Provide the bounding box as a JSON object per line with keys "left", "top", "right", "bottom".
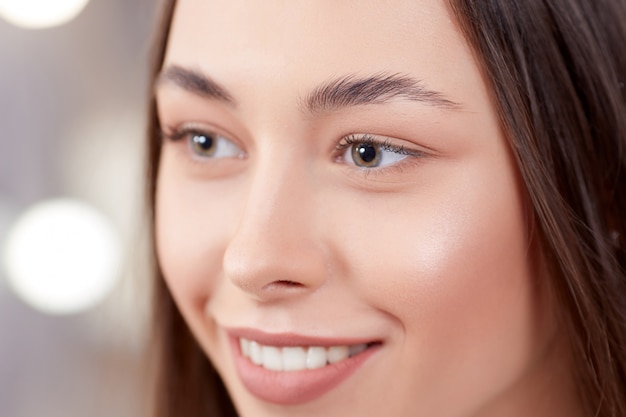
{"left": 160, "top": 122, "right": 220, "bottom": 142}
{"left": 336, "top": 133, "right": 427, "bottom": 165}
{"left": 160, "top": 122, "right": 246, "bottom": 160}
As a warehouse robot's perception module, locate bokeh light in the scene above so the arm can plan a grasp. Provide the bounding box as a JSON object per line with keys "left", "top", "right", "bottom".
{"left": 2, "top": 198, "right": 121, "bottom": 315}
{"left": 0, "top": 0, "right": 89, "bottom": 29}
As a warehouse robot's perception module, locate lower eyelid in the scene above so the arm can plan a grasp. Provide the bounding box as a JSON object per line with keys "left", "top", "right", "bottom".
{"left": 340, "top": 153, "right": 425, "bottom": 177}
{"left": 343, "top": 158, "right": 425, "bottom": 186}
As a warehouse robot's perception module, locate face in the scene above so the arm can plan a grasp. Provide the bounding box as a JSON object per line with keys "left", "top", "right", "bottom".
{"left": 154, "top": 1, "right": 565, "bottom": 416}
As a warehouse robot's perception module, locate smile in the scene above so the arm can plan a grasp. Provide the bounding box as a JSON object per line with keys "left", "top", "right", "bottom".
{"left": 239, "top": 337, "right": 370, "bottom": 372}
{"left": 228, "top": 330, "right": 381, "bottom": 404}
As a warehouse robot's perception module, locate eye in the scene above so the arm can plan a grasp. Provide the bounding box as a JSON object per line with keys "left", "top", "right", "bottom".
{"left": 341, "top": 135, "right": 410, "bottom": 168}
{"left": 188, "top": 132, "right": 243, "bottom": 158}
{"left": 189, "top": 131, "right": 243, "bottom": 158}
{"left": 162, "top": 126, "right": 244, "bottom": 159}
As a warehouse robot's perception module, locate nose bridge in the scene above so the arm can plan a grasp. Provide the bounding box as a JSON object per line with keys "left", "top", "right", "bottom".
{"left": 223, "top": 147, "right": 326, "bottom": 299}
{"left": 250, "top": 152, "right": 309, "bottom": 231}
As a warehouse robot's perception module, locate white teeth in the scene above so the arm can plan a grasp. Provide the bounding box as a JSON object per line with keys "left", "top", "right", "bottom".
{"left": 238, "top": 338, "right": 371, "bottom": 372}
{"left": 306, "top": 346, "right": 327, "bottom": 369}
{"left": 261, "top": 346, "right": 283, "bottom": 371}
{"left": 327, "top": 345, "right": 349, "bottom": 364}
{"left": 249, "top": 341, "right": 263, "bottom": 365}
{"left": 282, "top": 346, "right": 307, "bottom": 371}
{"left": 240, "top": 338, "right": 250, "bottom": 357}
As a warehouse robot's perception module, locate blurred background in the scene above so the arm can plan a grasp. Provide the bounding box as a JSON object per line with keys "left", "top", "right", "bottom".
{"left": 0, "top": 1, "right": 161, "bottom": 415}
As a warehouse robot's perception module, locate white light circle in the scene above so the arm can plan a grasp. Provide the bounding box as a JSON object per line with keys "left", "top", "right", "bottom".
{"left": 0, "top": 0, "right": 89, "bottom": 29}
{"left": 2, "top": 199, "right": 121, "bottom": 315}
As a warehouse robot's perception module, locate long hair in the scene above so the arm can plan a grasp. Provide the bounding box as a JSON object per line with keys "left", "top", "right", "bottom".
{"left": 146, "top": 1, "right": 237, "bottom": 416}
{"left": 146, "top": 1, "right": 626, "bottom": 416}
{"left": 448, "top": 1, "right": 626, "bottom": 415}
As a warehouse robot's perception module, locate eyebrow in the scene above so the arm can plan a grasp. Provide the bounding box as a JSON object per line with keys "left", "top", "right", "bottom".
{"left": 156, "top": 65, "right": 461, "bottom": 113}
{"left": 302, "top": 73, "right": 461, "bottom": 114}
{"left": 157, "top": 65, "right": 236, "bottom": 104}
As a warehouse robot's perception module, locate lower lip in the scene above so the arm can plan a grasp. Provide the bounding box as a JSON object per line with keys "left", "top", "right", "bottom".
{"left": 229, "top": 337, "right": 379, "bottom": 405}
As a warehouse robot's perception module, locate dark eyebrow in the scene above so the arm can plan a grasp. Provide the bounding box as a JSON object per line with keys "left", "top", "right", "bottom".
{"left": 301, "top": 73, "right": 461, "bottom": 114}
{"left": 156, "top": 65, "right": 236, "bottom": 104}
{"left": 156, "top": 66, "right": 460, "bottom": 113}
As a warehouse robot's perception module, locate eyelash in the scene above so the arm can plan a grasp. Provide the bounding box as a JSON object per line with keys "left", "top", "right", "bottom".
{"left": 335, "top": 133, "right": 426, "bottom": 173}
{"left": 336, "top": 133, "right": 418, "bottom": 158}
{"left": 159, "top": 125, "right": 201, "bottom": 142}
{"left": 160, "top": 125, "right": 425, "bottom": 172}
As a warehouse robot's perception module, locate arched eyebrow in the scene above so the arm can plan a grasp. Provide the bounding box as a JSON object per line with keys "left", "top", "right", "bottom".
{"left": 156, "top": 65, "right": 462, "bottom": 113}
{"left": 156, "top": 65, "right": 236, "bottom": 104}
{"left": 301, "top": 73, "right": 462, "bottom": 114}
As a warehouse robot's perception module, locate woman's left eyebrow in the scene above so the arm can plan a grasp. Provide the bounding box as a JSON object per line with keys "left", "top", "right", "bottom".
{"left": 301, "top": 73, "right": 462, "bottom": 114}
{"left": 156, "top": 65, "right": 462, "bottom": 113}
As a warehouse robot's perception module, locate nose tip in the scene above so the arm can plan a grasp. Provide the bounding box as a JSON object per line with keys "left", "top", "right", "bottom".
{"left": 221, "top": 176, "right": 329, "bottom": 300}
{"left": 222, "top": 153, "right": 329, "bottom": 301}
{"left": 223, "top": 229, "right": 326, "bottom": 301}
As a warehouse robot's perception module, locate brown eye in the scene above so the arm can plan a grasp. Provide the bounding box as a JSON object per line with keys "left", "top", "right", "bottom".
{"left": 181, "top": 130, "right": 243, "bottom": 159}
{"left": 351, "top": 143, "right": 382, "bottom": 167}
{"left": 191, "top": 133, "right": 217, "bottom": 156}
{"left": 341, "top": 135, "right": 411, "bottom": 169}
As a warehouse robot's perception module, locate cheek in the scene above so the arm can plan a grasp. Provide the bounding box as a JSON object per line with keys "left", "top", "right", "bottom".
{"left": 154, "top": 160, "right": 237, "bottom": 316}
{"left": 339, "top": 160, "right": 532, "bottom": 307}
{"left": 337, "top": 155, "right": 548, "bottom": 394}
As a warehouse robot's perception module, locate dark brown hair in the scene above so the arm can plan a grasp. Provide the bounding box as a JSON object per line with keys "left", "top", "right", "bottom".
{"left": 146, "top": 1, "right": 626, "bottom": 416}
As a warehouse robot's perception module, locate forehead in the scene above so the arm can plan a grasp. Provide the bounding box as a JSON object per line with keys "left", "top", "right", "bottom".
{"left": 163, "top": 0, "right": 484, "bottom": 107}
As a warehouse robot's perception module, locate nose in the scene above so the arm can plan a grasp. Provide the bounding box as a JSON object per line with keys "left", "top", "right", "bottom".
{"left": 223, "top": 155, "right": 328, "bottom": 302}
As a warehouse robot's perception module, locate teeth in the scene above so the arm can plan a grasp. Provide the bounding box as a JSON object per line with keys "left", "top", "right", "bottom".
{"left": 306, "top": 346, "right": 327, "bottom": 369}
{"left": 238, "top": 337, "right": 371, "bottom": 372}
{"left": 240, "top": 338, "right": 250, "bottom": 357}
{"left": 249, "top": 341, "right": 263, "bottom": 365}
{"left": 261, "top": 346, "right": 283, "bottom": 371}
{"left": 327, "top": 345, "right": 349, "bottom": 364}
{"left": 348, "top": 343, "right": 368, "bottom": 356}
{"left": 282, "top": 346, "right": 307, "bottom": 371}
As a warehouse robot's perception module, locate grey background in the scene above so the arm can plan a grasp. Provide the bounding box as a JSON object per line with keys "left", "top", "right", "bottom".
{"left": 0, "top": 1, "right": 161, "bottom": 416}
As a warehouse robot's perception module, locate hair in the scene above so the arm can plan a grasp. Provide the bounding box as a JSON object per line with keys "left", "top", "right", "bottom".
{"left": 145, "top": 0, "right": 626, "bottom": 416}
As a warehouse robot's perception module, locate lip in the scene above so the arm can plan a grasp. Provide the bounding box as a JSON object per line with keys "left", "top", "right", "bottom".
{"left": 227, "top": 328, "right": 381, "bottom": 405}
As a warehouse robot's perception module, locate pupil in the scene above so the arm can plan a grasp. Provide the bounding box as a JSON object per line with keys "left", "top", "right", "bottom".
{"left": 193, "top": 134, "right": 214, "bottom": 151}
{"left": 354, "top": 143, "right": 379, "bottom": 166}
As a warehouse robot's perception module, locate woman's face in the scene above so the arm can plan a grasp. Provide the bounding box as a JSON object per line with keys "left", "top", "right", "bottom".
{"left": 155, "top": 0, "right": 565, "bottom": 416}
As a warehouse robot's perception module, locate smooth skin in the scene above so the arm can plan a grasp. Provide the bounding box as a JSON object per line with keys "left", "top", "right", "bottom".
{"left": 155, "top": 0, "right": 582, "bottom": 416}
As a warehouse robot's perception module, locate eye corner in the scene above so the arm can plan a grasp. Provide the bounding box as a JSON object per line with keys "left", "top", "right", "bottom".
{"left": 158, "top": 125, "right": 184, "bottom": 142}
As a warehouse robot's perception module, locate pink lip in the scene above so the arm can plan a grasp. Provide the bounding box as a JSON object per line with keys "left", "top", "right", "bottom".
{"left": 227, "top": 328, "right": 381, "bottom": 405}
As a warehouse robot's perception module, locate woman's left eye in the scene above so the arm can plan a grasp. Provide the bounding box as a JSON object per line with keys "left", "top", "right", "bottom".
{"left": 339, "top": 134, "right": 414, "bottom": 168}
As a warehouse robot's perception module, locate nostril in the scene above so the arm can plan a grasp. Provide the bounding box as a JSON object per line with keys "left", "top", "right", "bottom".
{"left": 275, "top": 280, "right": 303, "bottom": 287}
{"left": 259, "top": 279, "right": 306, "bottom": 295}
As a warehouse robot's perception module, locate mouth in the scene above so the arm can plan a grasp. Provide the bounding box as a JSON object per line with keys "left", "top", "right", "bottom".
{"left": 239, "top": 337, "right": 376, "bottom": 372}
{"left": 227, "top": 329, "right": 382, "bottom": 405}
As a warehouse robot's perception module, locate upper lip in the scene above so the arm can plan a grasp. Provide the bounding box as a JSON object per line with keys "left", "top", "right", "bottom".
{"left": 226, "top": 327, "right": 381, "bottom": 347}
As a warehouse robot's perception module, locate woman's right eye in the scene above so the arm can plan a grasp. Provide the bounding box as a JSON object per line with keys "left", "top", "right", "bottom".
{"left": 188, "top": 131, "right": 243, "bottom": 158}
{"left": 163, "top": 127, "right": 244, "bottom": 159}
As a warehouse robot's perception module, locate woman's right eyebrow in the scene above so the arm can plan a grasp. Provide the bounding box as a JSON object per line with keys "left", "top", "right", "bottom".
{"left": 156, "top": 65, "right": 237, "bottom": 105}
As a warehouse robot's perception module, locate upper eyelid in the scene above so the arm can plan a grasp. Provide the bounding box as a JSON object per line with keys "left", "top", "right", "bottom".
{"left": 160, "top": 123, "right": 246, "bottom": 156}
{"left": 160, "top": 122, "right": 239, "bottom": 145}
{"left": 337, "top": 133, "right": 426, "bottom": 157}
{"left": 163, "top": 125, "right": 246, "bottom": 162}
{"left": 161, "top": 123, "right": 218, "bottom": 137}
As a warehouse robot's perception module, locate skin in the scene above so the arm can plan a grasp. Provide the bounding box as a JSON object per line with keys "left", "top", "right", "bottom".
{"left": 155, "top": 0, "right": 582, "bottom": 416}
